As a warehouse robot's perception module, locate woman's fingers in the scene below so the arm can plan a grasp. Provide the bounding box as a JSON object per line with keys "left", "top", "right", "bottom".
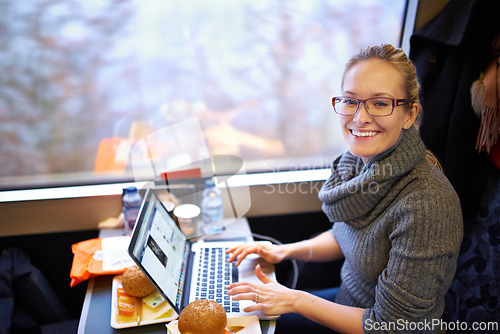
{"left": 242, "top": 302, "right": 265, "bottom": 313}
{"left": 226, "top": 266, "right": 274, "bottom": 299}
{"left": 226, "top": 275, "right": 285, "bottom": 315}
{"left": 226, "top": 282, "right": 257, "bottom": 297}
{"left": 225, "top": 245, "right": 243, "bottom": 261}
{"left": 229, "top": 291, "right": 258, "bottom": 301}
{"left": 226, "top": 242, "right": 284, "bottom": 267}
{"left": 255, "top": 264, "right": 273, "bottom": 284}
{"left": 226, "top": 246, "right": 245, "bottom": 266}
{"left": 226, "top": 243, "right": 260, "bottom": 266}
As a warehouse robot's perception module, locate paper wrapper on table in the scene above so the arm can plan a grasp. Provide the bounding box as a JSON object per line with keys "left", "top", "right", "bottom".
{"left": 70, "top": 236, "right": 135, "bottom": 287}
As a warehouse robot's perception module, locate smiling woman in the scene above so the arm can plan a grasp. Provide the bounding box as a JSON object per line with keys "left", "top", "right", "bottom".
{"left": 336, "top": 47, "right": 420, "bottom": 163}
{"left": 225, "top": 44, "right": 463, "bottom": 334}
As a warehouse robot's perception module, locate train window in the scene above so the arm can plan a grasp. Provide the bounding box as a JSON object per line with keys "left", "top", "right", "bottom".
{"left": 0, "top": 0, "right": 409, "bottom": 191}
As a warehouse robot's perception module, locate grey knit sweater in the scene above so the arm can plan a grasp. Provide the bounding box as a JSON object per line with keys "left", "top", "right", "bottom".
{"left": 318, "top": 126, "right": 463, "bottom": 333}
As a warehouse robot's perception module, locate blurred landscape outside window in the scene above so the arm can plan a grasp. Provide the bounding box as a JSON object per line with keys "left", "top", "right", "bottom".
{"left": 0, "top": 0, "right": 407, "bottom": 190}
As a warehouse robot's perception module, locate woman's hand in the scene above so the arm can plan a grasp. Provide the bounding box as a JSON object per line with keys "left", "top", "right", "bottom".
{"left": 226, "top": 264, "right": 297, "bottom": 315}
{"left": 226, "top": 242, "right": 287, "bottom": 267}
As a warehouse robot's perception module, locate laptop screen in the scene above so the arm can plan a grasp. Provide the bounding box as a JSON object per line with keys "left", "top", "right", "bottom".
{"left": 129, "top": 190, "right": 190, "bottom": 311}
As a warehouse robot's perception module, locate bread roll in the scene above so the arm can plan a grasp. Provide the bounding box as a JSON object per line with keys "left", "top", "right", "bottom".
{"left": 178, "top": 299, "right": 227, "bottom": 334}
{"left": 122, "top": 266, "right": 156, "bottom": 297}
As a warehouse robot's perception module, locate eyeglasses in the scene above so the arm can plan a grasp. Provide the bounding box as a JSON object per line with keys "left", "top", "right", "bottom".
{"left": 332, "top": 96, "right": 412, "bottom": 116}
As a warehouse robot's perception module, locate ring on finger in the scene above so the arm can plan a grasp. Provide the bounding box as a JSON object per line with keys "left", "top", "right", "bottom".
{"left": 255, "top": 292, "right": 259, "bottom": 302}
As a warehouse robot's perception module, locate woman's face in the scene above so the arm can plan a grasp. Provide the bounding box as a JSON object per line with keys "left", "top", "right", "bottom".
{"left": 339, "top": 59, "right": 418, "bottom": 164}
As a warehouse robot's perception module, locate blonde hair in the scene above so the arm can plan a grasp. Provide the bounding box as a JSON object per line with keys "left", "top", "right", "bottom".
{"left": 342, "top": 44, "right": 421, "bottom": 113}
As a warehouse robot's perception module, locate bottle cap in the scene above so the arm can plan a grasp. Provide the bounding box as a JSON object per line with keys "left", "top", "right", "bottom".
{"left": 204, "top": 178, "right": 215, "bottom": 188}
{"left": 124, "top": 186, "right": 138, "bottom": 193}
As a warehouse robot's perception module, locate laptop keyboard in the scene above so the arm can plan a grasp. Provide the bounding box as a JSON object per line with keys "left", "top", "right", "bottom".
{"left": 194, "top": 247, "right": 240, "bottom": 313}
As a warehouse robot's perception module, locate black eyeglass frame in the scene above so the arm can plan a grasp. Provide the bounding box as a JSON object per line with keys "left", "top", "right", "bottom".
{"left": 331, "top": 96, "right": 412, "bottom": 116}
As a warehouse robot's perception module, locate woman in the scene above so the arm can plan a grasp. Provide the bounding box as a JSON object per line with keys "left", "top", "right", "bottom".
{"left": 226, "top": 44, "right": 463, "bottom": 333}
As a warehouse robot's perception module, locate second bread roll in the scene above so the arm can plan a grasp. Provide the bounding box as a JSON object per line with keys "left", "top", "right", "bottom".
{"left": 122, "top": 265, "right": 156, "bottom": 297}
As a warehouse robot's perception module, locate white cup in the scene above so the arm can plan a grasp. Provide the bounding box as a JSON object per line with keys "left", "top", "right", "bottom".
{"left": 173, "top": 204, "right": 201, "bottom": 236}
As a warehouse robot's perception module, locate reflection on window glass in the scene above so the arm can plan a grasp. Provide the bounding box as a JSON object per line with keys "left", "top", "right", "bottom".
{"left": 0, "top": 0, "right": 407, "bottom": 188}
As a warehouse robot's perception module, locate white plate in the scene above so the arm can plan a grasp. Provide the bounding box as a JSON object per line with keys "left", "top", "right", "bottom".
{"left": 166, "top": 315, "right": 261, "bottom": 334}
{"left": 110, "top": 275, "right": 178, "bottom": 329}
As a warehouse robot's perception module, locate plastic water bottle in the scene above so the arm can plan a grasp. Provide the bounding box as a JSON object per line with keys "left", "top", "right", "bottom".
{"left": 122, "top": 186, "right": 142, "bottom": 235}
{"left": 201, "top": 179, "right": 223, "bottom": 233}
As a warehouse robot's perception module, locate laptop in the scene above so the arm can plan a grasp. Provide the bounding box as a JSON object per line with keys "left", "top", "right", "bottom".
{"left": 128, "top": 188, "right": 279, "bottom": 320}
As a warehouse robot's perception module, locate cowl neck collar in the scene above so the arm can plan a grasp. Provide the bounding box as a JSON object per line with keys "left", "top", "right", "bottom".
{"left": 318, "top": 126, "right": 426, "bottom": 228}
